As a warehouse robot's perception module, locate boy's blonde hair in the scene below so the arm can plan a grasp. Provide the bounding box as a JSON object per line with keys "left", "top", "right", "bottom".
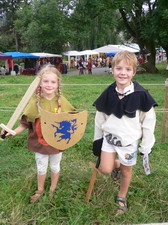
{"left": 112, "top": 51, "right": 137, "bottom": 73}
{"left": 36, "top": 64, "right": 62, "bottom": 113}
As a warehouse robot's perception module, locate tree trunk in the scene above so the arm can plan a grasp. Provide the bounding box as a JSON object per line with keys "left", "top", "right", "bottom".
{"left": 13, "top": 28, "right": 19, "bottom": 52}
{"left": 162, "top": 47, "right": 168, "bottom": 64}
{"left": 138, "top": 39, "right": 158, "bottom": 73}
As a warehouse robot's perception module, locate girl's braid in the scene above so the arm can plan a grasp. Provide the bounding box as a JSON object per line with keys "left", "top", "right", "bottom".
{"left": 36, "top": 83, "right": 41, "bottom": 107}
{"left": 57, "top": 71, "right": 62, "bottom": 113}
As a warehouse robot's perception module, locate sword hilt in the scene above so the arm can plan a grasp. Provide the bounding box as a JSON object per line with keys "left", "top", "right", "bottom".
{"left": 0, "top": 130, "right": 8, "bottom": 140}
{"left": 0, "top": 123, "right": 16, "bottom": 141}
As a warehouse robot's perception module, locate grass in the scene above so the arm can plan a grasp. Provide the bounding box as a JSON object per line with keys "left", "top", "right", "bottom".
{"left": 0, "top": 63, "right": 168, "bottom": 224}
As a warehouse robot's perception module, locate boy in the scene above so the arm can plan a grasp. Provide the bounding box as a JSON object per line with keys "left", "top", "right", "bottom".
{"left": 93, "top": 51, "right": 157, "bottom": 214}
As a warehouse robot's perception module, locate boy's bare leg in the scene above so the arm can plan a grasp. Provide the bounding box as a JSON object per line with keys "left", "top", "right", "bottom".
{"left": 50, "top": 172, "right": 60, "bottom": 192}
{"left": 117, "top": 164, "right": 132, "bottom": 214}
{"left": 99, "top": 152, "right": 120, "bottom": 174}
{"left": 114, "top": 159, "right": 120, "bottom": 169}
{"left": 118, "top": 165, "right": 132, "bottom": 198}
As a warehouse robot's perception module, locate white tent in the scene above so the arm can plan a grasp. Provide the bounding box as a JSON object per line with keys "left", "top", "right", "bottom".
{"left": 79, "top": 50, "right": 99, "bottom": 56}
{"left": 63, "top": 51, "right": 81, "bottom": 56}
{"left": 94, "top": 45, "right": 121, "bottom": 53}
{"left": 63, "top": 51, "right": 81, "bottom": 68}
{"left": 31, "top": 52, "right": 62, "bottom": 58}
{"left": 123, "top": 43, "right": 140, "bottom": 51}
{"left": 63, "top": 50, "right": 99, "bottom": 68}
{"left": 114, "top": 45, "right": 139, "bottom": 53}
{"left": 94, "top": 44, "right": 140, "bottom": 54}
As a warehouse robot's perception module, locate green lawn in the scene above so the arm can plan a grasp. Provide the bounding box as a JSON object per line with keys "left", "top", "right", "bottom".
{"left": 0, "top": 64, "right": 168, "bottom": 224}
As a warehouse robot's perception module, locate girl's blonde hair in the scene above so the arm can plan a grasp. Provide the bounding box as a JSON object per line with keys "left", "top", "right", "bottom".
{"left": 36, "top": 64, "right": 62, "bottom": 113}
{"left": 112, "top": 51, "right": 137, "bottom": 73}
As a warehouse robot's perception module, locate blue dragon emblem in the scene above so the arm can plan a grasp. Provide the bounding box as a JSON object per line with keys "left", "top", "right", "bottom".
{"left": 51, "top": 119, "right": 77, "bottom": 144}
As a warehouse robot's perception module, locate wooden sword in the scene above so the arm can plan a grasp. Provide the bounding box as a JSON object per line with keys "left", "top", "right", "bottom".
{"left": 0, "top": 76, "right": 40, "bottom": 140}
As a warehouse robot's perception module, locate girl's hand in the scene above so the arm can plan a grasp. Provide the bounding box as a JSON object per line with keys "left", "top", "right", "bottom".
{"left": 0, "top": 129, "right": 12, "bottom": 138}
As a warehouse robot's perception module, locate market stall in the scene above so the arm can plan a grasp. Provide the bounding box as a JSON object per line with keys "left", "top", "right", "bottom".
{"left": 5, "top": 52, "right": 40, "bottom": 75}
{"left": 31, "top": 52, "right": 64, "bottom": 73}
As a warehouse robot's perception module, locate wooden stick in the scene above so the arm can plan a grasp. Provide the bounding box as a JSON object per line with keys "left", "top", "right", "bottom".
{"left": 0, "top": 76, "right": 40, "bottom": 140}
{"left": 161, "top": 78, "right": 168, "bottom": 143}
{"left": 85, "top": 157, "right": 100, "bottom": 203}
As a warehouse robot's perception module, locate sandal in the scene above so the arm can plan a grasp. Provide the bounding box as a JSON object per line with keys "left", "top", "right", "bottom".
{"left": 111, "top": 168, "right": 121, "bottom": 181}
{"left": 116, "top": 196, "right": 128, "bottom": 214}
{"left": 49, "top": 190, "right": 55, "bottom": 200}
{"left": 30, "top": 190, "right": 44, "bottom": 204}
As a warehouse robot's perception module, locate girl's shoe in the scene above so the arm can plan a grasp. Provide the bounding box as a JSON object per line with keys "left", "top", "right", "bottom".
{"left": 49, "top": 190, "right": 55, "bottom": 200}
{"left": 116, "top": 196, "right": 128, "bottom": 215}
{"left": 30, "top": 190, "right": 44, "bottom": 204}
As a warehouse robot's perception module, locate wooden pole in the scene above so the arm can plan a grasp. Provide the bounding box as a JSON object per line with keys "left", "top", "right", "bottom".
{"left": 161, "top": 78, "right": 168, "bottom": 143}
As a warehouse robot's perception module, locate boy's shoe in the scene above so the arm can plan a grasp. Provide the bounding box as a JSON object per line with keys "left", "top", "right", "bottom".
{"left": 116, "top": 196, "right": 128, "bottom": 215}
{"left": 111, "top": 168, "right": 121, "bottom": 181}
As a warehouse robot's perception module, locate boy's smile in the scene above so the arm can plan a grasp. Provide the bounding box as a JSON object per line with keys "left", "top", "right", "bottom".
{"left": 112, "top": 60, "right": 136, "bottom": 91}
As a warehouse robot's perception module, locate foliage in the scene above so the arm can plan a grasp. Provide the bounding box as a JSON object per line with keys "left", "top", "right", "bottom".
{"left": 0, "top": 0, "right": 30, "bottom": 51}
{"left": 14, "top": 0, "right": 73, "bottom": 53}
{"left": 0, "top": 0, "right": 168, "bottom": 73}
{"left": 153, "top": 0, "right": 168, "bottom": 62}
{"left": 0, "top": 64, "right": 168, "bottom": 224}
{"left": 69, "top": 0, "right": 121, "bottom": 50}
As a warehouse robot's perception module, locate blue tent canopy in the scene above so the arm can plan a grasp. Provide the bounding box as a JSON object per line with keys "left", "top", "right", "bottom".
{"left": 0, "top": 52, "right": 12, "bottom": 60}
{"left": 5, "top": 52, "right": 40, "bottom": 59}
{"left": 106, "top": 52, "right": 117, "bottom": 56}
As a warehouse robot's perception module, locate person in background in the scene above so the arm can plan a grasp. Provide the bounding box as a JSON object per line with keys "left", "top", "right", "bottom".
{"left": 78, "top": 58, "right": 84, "bottom": 75}
{"left": 87, "top": 58, "right": 92, "bottom": 74}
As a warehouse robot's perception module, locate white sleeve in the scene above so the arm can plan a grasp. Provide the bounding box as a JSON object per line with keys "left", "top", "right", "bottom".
{"left": 94, "top": 111, "right": 106, "bottom": 141}
{"left": 139, "top": 107, "right": 156, "bottom": 154}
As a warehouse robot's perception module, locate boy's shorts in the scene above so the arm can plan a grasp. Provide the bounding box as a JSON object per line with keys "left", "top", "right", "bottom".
{"left": 101, "top": 137, "right": 138, "bottom": 166}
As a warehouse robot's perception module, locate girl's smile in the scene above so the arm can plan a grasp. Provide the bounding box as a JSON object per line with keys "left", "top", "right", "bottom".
{"left": 40, "top": 72, "right": 58, "bottom": 99}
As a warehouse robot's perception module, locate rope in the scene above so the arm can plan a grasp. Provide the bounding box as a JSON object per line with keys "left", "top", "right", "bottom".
{"left": 0, "top": 108, "right": 168, "bottom": 113}
{"left": 0, "top": 83, "right": 165, "bottom": 86}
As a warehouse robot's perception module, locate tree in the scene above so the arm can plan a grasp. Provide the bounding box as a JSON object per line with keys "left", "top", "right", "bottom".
{"left": 0, "top": 0, "right": 30, "bottom": 51}
{"left": 70, "top": 0, "right": 163, "bottom": 73}
{"left": 70, "top": 0, "right": 121, "bottom": 50}
{"left": 111, "top": 0, "right": 158, "bottom": 73}
{"left": 14, "top": 0, "right": 75, "bottom": 53}
{"left": 153, "top": 0, "right": 168, "bottom": 64}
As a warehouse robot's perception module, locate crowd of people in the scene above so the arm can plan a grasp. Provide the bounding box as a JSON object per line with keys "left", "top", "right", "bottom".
{"left": 0, "top": 56, "right": 65, "bottom": 76}
{"left": 70, "top": 53, "right": 152, "bottom": 75}
{"left": 69, "top": 50, "right": 166, "bottom": 76}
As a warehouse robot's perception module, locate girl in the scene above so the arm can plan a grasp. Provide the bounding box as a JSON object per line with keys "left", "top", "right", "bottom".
{"left": 2, "top": 64, "right": 75, "bottom": 203}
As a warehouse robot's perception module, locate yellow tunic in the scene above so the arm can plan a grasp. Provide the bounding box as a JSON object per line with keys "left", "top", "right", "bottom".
{"left": 20, "top": 95, "right": 75, "bottom": 155}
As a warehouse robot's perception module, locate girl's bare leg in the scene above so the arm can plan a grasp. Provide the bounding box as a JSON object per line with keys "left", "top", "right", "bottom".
{"left": 37, "top": 174, "right": 47, "bottom": 191}
{"left": 50, "top": 172, "right": 60, "bottom": 192}
{"left": 30, "top": 174, "right": 46, "bottom": 203}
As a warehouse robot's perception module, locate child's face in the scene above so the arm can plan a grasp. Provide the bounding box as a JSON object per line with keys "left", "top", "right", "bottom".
{"left": 40, "top": 72, "right": 58, "bottom": 98}
{"left": 112, "top": 60, "right": 136, "bottom": 89}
